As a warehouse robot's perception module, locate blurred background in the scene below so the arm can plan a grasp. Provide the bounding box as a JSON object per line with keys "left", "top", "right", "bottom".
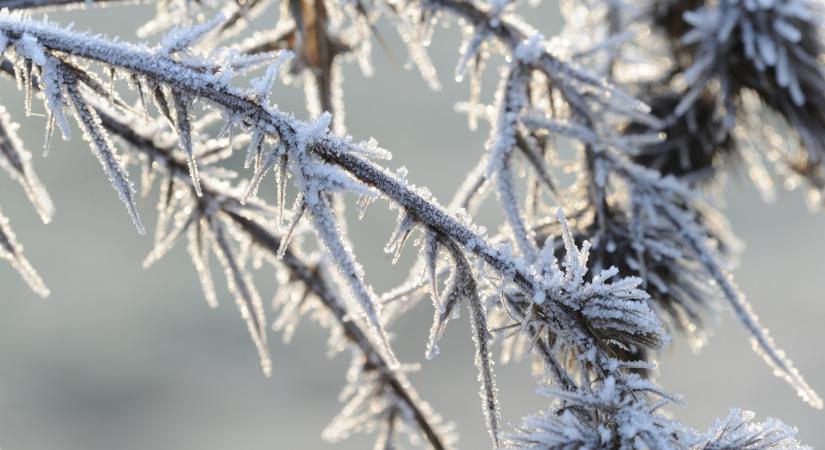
{"left": 0, "top": 2, "right": 823, "bottom": 449}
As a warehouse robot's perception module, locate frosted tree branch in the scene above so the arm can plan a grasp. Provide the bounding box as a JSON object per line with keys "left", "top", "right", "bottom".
{"left": 0, "top": 2, "right": 821, "bottom": 448}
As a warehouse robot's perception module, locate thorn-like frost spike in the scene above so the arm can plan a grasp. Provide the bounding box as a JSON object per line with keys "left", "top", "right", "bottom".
{"left": 14, "top": 34, "right": 71, "bottom": 141}
{"left": 187, "top": 218, "right": 218, "bottom": 309}
{"left": 444, "top": 239, "right": 501, "bottom": 447}
{"left": 302, "top": 190, "right": 400, "bottom": 369}
{"left": 659, "top": 200, "right": 822, "bottom": 408}
{"left": 277, "top": 194, "right": 306, "bottom": 259}
{"left": 0, "top": 206, "right": 49, "bottom": 297}
{"left": 425, "top": 252, "right": 459, "bottom": 361}
{"left": 209, "top": 216, "right": 272, "bottom": 376}
{"left": 242, "top": 143, "right": 284, "bottom": 205}
{"left": 424, "top": 229, "right": 439, "bottom": 302}
{"left": 65, "top": 74, "right": 145, "bottom": 234}
{"left": 0, "top": 104, "right": 53, "bottom": 223}
{"left": 244, "top": 126, "right": 265, "bottom": 170}
{"left": 172, "top": 89, "right": 202, "bottom": 197}
{"left": 250, "top": 50, "right": 293, "bottom": 106}
{"left": 384, "top": 210, "right": 415, "bottom": 264}
{"left": 158, "top": 13, "right": 226, "bottom": 55}
{"left": 425, "top": 233, "right": 501, "bottom": 446}
{"left": 143, "top": 204, "right": 197, "bottom": 268}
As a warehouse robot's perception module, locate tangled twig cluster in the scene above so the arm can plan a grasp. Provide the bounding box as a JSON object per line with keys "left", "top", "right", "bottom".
{"left": 0, "top": 0, "right": 822, "bottom": 448}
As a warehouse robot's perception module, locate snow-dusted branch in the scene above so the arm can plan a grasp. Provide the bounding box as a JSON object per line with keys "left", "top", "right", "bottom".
{"left": 0, "top": 47, "right": 453, "bottom": 446}
{"left": 90, "top": 102, "right": 454, "bottom": 450}
{"left": 230, "top": 213, "right": 454, "bottom": 450}
{"left": 0, "top": 2, "right": 821, "bottom": 448}
{"left": 3, "top": 0, "right": 146, "bottom": 10}
{"left": 0, "top": 13, "right": 588, "bottom": 317}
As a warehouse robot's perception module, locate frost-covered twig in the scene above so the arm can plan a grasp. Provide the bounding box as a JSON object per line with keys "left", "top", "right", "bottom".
{"left": 0, "top": 96, "right": 51, "bottom": 296}
{"left": 0, "top": 13, "right": 683, "bottom": 445}
{"left": 0, "top": 48, "right": 453, "bottom": 446}
{"left": 0, "top": 206, "right": 49, "bottom": 297}
{"left": 90, "top": 101, "right": 454, "bottom": 449}
{"left": 231, "top": 213, "right": 455, "bottom": 450}
{"left": 3, "top": 0, "right": 146, "bottom": 10}
{"left": 0, "top": 3, "right": 821, "bottom": 448}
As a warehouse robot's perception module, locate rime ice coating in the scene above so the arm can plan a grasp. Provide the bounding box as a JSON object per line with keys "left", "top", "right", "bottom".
{"left": 0, "top": 2, "right": 819, "bottom": 449}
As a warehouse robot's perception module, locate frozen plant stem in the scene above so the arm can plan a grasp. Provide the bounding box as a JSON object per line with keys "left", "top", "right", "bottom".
{"left": 0, "top": 1, "right": 821, "bottom": 448}
{"left": 94, "top": 101, "right": 451, "bottom": 450}
{"left": 1, "top": 52, "right": 450, "bottom": 447}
